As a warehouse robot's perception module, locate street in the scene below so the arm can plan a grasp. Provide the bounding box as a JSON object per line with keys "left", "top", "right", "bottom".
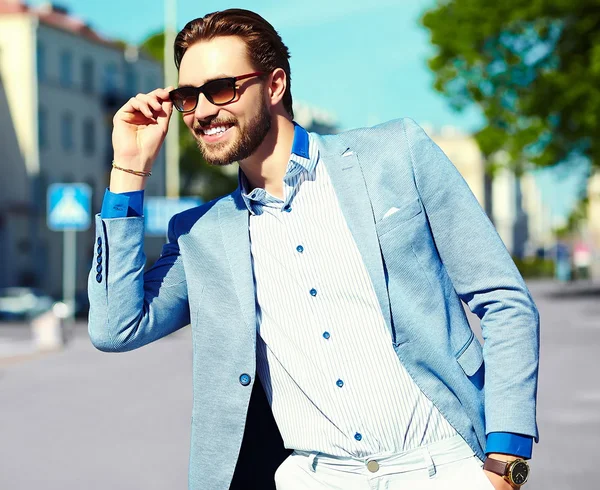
{"left": 0, "top": 280, "right": 598, "bottom": 489}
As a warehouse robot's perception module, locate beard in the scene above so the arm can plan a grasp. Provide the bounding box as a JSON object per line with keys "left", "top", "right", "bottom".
{"left": 192, "top": 98, "right": 272, "bottom": 167}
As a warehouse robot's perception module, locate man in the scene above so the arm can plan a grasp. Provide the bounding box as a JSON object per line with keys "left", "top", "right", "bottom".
{"left": 88, "top": 8, "right": 539, "bottom": 490}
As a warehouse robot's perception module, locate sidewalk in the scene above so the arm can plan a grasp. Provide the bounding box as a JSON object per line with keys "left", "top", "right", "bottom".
{"left": 0, "top": 316, "right": 64, "bottom": 364}
{"left": 542, "top": 279, "right": 600, "bottom": 299}
{"left": 0, "top": 338, "right": 40, "bottom": 365}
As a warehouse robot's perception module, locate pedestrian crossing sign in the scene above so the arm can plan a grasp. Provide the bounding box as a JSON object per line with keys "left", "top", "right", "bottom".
{"left": 47, "top": 183, "right": 92, "bottom": 231}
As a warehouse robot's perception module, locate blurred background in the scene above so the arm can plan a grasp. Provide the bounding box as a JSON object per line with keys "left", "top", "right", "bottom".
{"left": 0, "top": 0, "right": 598, "bottom": 489}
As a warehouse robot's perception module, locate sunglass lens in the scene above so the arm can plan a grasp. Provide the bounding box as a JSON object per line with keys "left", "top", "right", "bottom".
{"left": 170, "top": 88, "right": 198, "bottom": 112}
{"left": 204, "top": 79, "right": 235, "bottom": 105}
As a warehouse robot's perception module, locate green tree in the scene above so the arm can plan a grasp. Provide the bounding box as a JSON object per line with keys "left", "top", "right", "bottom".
{"left": 555, "top": 195, "right": 589, "bottom": 238}
{"left": 140, "top": 32, "right": 238, "bottom": 200}
{"left": 421, "top": 0, "right": 600, "bottom": 174}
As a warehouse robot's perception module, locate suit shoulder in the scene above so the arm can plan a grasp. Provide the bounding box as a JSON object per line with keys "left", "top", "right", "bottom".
{"left": 170, "top": 193, "right": 232, "bottom": 236}
{"left": 329, "top": 118, "right": 424, "bottom": 149}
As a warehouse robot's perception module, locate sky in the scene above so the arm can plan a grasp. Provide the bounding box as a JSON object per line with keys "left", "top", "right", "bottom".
{"left": 28, "top": 0, "right": 485, "bottom": 132}
{"left": 27, "top": 0, "right": 586, "bottom": 220}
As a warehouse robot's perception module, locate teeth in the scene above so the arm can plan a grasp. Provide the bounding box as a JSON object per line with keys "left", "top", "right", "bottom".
{"left": 203, "top": 125, "right": 229, "bottom": 136}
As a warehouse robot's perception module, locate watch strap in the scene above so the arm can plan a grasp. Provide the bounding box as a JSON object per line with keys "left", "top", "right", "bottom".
{"left": 483, "top": 457, "right": 509, "bottom": 477}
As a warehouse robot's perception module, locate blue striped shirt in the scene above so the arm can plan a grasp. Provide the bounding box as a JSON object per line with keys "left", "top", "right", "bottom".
{"left": 240, "top": 124, "right": 458, "bottom": 457}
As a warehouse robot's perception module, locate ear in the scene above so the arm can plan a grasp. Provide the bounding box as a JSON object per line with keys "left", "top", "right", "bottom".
{"left": 266, "top": 68, "right": 287, "bottom": 107}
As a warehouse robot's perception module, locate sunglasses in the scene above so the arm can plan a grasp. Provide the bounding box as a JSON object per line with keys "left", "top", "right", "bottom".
{"left": 169, "top": 71, "right": 265, "bottom": 113}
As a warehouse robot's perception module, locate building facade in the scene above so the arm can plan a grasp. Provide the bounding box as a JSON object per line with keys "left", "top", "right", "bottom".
{"left": 426, "top": 126, "right": 553, "bottom": 258}
{"left": 0, "top": 1, "right": 166, "bottom": 297}
{"left": 586, "top": 173, "right": 600, "bottom": 278}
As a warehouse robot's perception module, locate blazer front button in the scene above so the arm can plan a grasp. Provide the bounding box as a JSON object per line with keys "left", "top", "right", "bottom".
{"left": 239, "top": 373, "right": 251, "bottom": 386}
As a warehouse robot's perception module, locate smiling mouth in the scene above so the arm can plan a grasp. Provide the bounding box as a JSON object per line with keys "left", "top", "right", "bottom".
{"left": 198, "top": 122, "right": 235, "bottom": 136}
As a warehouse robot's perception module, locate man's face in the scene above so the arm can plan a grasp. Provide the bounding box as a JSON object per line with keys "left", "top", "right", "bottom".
{"left": 178, "top": 36, "right": 271, "bottom": 166}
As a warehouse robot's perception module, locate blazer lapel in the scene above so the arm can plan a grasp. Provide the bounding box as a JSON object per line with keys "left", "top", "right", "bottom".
{"left": 316, "top": 137, "right": 393, "bottom": 338}
{"left": 218, "top": 190, "right": 256, "bottom": 339}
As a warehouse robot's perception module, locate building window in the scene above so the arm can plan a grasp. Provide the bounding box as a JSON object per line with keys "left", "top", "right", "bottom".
{"left": 103, "top": 63, "right": 118, "bottom": 94}
{"left": 124, "top": 66, "right": 137, "bottom": 96}
{"left": 60, "top": 50, "right": 73, "bottom": 87}
{"left": 38, "top": 106, "right": 48, "bottom": 149}
{"left": 146, "top": 75, "right": 158, "bottom": 93}
{"left": 83, "top": 119, "right": 95, "bottom": 155}
{"left": 61, "top": 112, "right": 74, "bottom": 151}
{"left": 37, "top": 41, "right": 46, "bottom": 82}
{"left": 82, "top": 58, "right": 94, "bottom": 93}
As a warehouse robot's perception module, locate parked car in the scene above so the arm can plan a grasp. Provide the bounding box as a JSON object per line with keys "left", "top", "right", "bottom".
{"left": 0, "top": 287, "right": 55, "bottom": 321}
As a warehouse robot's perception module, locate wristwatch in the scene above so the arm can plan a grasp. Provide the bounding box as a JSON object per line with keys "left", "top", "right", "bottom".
{"left": 483, "top": 457, "right": 530, "bottom": 486}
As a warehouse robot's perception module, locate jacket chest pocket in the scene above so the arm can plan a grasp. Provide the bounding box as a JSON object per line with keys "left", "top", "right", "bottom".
{"left": 376, "top": 198, "right": 423, "bottom": 237}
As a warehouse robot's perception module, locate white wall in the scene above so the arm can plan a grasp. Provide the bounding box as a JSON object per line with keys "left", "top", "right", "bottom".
{"left": 587, "top": 174, "right": 600, "bottom": 278}
{"left": 0, "top": 14, "right": 38, "bottom": 288}
{"left": 35, "top": 23, "right": 166, "bottom": 296}
{"left": 0, "top": 14, "right": 167, "bottom": 294}
{"left": 0, "top": 14, "right": 38, "bottom": 178}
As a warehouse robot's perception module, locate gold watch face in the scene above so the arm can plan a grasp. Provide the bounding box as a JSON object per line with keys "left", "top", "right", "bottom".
{"left": 509, "top": 460, "right": 530, "bottom": 486}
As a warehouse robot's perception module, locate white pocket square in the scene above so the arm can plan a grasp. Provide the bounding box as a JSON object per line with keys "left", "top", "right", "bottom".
{"left": 383, "top": 207, "right": 401, "bottom": 219}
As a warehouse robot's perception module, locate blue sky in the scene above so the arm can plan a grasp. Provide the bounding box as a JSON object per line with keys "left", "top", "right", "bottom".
{"left": 28, "top": 0, "right": 584, "bottom": 220}
{"left": 30, "top": 0, "right": 482, "bottom": 132}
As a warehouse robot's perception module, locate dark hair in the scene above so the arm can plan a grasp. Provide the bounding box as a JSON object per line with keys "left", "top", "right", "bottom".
{"left": 174, "top": 9, "right": 293, "bottom": 118}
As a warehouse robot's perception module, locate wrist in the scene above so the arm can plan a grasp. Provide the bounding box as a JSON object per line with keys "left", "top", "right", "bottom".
{"left": 112, "top": 154, "right": 153, "bottom": 173}
{"left": 486, "top": 453, "right": 522, "bottom": 462}
{"left": 484, "top": 455, "right": 530, "bottom": 487}
{"left": 110, "top": 156, "right": 153, "bottom": 193}
{"left": 109, "top": 168, "right": 148, "bottom": 193}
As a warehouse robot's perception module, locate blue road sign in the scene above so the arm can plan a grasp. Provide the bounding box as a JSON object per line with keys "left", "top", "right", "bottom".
{"left": 47, "top": 183, "right": 92, "bottom": 231}
{"left": 144, "top": 197, "right": 202, "bottom": 236}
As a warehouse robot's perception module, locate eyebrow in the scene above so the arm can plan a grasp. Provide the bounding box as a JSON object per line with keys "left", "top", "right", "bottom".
{"left": 177, "top": 74, "right": 231, "bottom": 89}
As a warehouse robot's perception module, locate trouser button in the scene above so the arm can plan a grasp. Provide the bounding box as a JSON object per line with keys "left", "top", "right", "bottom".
{"left": 367, "top": 460, "right": 379, "bottom": 473}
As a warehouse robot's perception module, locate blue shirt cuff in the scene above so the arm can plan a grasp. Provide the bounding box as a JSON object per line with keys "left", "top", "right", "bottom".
{"left": 100, "top": 188, "right": 144, "bottom": 218}
{"left": 486, "top": 432, "right": 533, "bottom": 459}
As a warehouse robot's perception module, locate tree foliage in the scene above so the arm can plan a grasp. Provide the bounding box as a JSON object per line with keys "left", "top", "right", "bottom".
{"left": 421, "top": 0, "right": 600, "bottom": 172}
{"left": 140, "top": 32, "right": 238, "bottom": 200}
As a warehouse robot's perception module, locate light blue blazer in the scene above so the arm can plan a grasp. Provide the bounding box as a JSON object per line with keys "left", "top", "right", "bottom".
{"left": 88, "top": 118, "right": 540, "bottom": 489}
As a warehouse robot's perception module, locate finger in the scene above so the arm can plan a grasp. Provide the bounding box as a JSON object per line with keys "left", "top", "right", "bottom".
{"left": 126, "top": 97, "right": 155, "bottom": 120}
{"left": 135, "top": 93, "right": 164, "bottom": 113}
{"left": 150, "top": 86, "right": 174, "bottom": 101}
{"left": 119, "top": 111, "right": 139, "bottom": 123}
{"left": 162, "top": 98, "right": 173, "bottom": 114}
{"left": 157, "top": 99, "right": 173, "bottom": 129}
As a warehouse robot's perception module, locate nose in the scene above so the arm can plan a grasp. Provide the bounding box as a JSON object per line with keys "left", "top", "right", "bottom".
{"left": 193, "top": 92, "right": 219, "bottom": 121}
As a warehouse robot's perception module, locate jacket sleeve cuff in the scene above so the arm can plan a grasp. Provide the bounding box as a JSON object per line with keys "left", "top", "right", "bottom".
{"left": 100, "top": 188, "right": 144, "bottom": 218}
{"left": 486, "top": 432, "right": 533, "bottom": 459}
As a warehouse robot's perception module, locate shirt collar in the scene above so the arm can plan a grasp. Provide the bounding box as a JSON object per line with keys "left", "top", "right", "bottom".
{"left": 238, "top": 123, "right": 315, "bottom": 214}
{"left": 291, "top": 122, "right": 310, "bottom": 159}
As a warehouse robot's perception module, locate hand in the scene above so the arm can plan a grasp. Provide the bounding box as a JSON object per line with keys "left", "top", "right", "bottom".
{"left": 483, "top": 469, "right": 517, "bottom": 489}
{"left": 112, "top": 87, "right": 174, "bottom": 173}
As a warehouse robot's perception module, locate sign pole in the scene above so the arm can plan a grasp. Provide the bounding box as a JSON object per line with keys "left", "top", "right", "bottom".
{"left": 63, "top": 229, "right": 76, "bottom": 325}
{"left": 47, "top": 183, "right": 92, "bottom": 332}
{"left": 164, "top": 0, "right": 179, "bottom": 198}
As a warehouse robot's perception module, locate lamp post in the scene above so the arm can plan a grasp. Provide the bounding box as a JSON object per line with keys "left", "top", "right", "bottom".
{"left": 164, "top": 0, "right": 179, "bottom": 198}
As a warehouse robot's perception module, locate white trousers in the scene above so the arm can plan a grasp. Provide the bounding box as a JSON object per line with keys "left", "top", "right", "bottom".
{"left": 274, "top": 435, "right": 495, "bottom": 490}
